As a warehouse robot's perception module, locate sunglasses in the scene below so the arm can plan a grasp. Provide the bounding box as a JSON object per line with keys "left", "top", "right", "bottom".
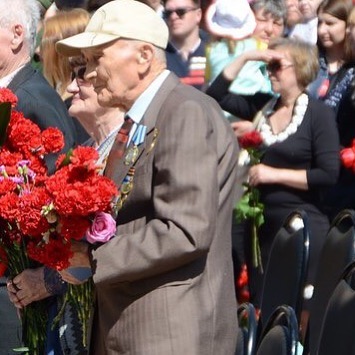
{"left": 266, "top": 60, "right": 294, "bottom": 73}
{"left": 71, "top": 66, "right": 86, "bottom": 82}
{"left": 163, "top": 7, "right": 198, "bottom": 19}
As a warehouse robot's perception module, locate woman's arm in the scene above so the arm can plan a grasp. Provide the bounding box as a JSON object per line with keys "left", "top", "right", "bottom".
{"left": 249, "top": 164, "right": 308, "bottom": 190}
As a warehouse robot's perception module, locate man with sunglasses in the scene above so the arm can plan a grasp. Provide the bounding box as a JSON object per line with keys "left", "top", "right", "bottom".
{"left": 163, "top": 0, "right": 208, "bottom": 90}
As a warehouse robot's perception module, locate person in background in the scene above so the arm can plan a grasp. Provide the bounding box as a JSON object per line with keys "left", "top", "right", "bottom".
{"left": 7, "top": 55, "right": 125, "bottom": 353}
{"left": 288, "top": 0, "right": 323, "bottom": 44}
{"left": 66, "top": 56, "right": 125, "bottom": 156}
{"left": 307, "top": 0, "right": 355, "bottom": 219}
{"left": 41, "top": 8, "right": 91, "bottom": 143}
{"left": 56, "top": 0, "right": 239, "bottom": 352}
{"left": 137, "top": 0, "right": 164, "bottom": 16}
{"left": 41, "top": 8, "right": 90, "bottom": 102}
{"left": 163, "top": 0, "right": 208, "bottom": 90}
{"left": 204, "top": 0, "right": 286, "bottom": 301}
{"left": 206, "top": 37, "right": 340, "bottom": 311}
{"left": 205, "top": 0, "right": 286, "bottom": 127}
{"left": 0, "top": 0, "right": 78, "bottom": 353}
{"left": 284, "top": 0, "right": 303, "bottom": 35}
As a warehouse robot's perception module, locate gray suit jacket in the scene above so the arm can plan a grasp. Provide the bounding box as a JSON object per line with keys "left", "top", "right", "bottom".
{"left": 90, "top": 73, "right": 240, "bottom": 354}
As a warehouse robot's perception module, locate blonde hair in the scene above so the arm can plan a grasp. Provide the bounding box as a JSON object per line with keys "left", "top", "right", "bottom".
{"left": 268, "top": 37, "right": 319, "bottom": 89}
{"left": 348, "top": 6, "right": 355, "bottom": 26}
{"left": 41, "top": 8, "right": 90, "bottom": 100}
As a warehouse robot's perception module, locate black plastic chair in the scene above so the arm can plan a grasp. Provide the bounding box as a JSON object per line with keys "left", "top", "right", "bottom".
{"left": 235, "top": 302, "right": 257, "bottom": 355}
{"left": 258, "top": 210, "right": 309, "bottom": 334}
{"left": 256, "top": 305, "right": 299, "bottom": 355}
{"left": 317, "top": 261, "right": 355, "bottom": 355}
{"left": 305, "top": 209, "right": 355, "bottom": 355}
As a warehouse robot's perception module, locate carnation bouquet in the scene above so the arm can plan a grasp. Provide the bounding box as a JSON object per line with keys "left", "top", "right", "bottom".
{"left": 235, "top": 130, "right": 264, "bottom": 272}
{"left": 0, "top": 88, "right": 118, "bottom": 353}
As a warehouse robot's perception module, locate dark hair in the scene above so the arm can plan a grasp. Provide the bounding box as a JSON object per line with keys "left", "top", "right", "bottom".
{"left": 86, "top": 0, "right": 111, "bottom": 12}
{"left": 250, "top": 0, "right": 287, "bottom": 23}
{"left": 318, "top": 0, "right": 352, "bottom": 21}
{"left": 162, "top": 0, "right": 200, "bottom": 7}
{"left": 54, "top": 0, "right": 87, "bottom": 9}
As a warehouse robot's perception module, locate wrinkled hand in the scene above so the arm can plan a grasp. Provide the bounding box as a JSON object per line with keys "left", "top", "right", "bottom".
{"left": 59, "top": 241, "right": 91, "bottom": 285}
{"left": 7, "top": 267, "right": 50, "bottom": 309}
{"left": 249, "top": 164, "right": 276, "bottom": 186}
{"left": 231, "top": 120, "right": 254, "bottom": 139}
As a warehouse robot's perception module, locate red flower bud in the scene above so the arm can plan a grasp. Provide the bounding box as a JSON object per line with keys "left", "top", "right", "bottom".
{"left": 340, "top": 147, "right": 355, "bottom": 169}
{"left": 238, "top": 131, "right": 263, "bottom": 149}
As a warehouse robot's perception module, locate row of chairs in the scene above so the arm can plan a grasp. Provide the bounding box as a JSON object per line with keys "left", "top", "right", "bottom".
{"left": 235, "top": 209, "right": 355, "bottom": 355}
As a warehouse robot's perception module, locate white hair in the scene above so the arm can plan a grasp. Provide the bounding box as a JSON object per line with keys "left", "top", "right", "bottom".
{"left": 0, "top": 0, "right": 40, "bottom": 56}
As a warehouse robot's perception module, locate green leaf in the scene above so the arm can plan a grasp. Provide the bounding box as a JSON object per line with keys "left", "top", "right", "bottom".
{"left": 58, "top": 148, "right": 73, "bottom": 168}
{"left": 12, "top": 347, "right": 29, "bottom": 352}
{"left": 0, "top": 102, "right": 11, "bottom": 147}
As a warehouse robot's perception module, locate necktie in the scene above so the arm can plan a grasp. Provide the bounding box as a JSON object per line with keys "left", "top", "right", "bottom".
{"left": 105, "top": 116, "right": 134, "bottom": 177}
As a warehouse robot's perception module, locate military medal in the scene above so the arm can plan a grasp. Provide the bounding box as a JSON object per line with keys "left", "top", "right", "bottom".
{"left": 146, "top": 127, "right": 159, "bottom": 155}
{"left": 124, "top": 145, "right": 139, "bottom": 166}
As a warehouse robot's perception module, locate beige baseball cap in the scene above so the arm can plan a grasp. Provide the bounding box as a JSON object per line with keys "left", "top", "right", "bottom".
{"left": 55, "top": 0, "right": 169, "bottom": 57}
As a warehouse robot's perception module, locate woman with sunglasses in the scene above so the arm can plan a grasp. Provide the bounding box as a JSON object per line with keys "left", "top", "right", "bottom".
{"left": 40, "top": 8, "right": 91, "bottom": 144}
{"left": 206, "top": 37, "right": 340, "bottom": 311}
{"left": 66, "top": 57, "right": 125, "bottom": 164}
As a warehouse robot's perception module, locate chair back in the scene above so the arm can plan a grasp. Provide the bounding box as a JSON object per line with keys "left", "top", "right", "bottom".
{"left": 317, "top": 261, "right": 355, "bottom": 355}
{"left": 256, "top": 305, "right": 298, "bottom": 355}
{"left": 259, "top": 210, "right": 309, "bottom": 330}
{"left": 307, "top": 209, "right": 355, "bottom": 355}
{"left": 235, "top": 302, "right": 257, "bottom": 355}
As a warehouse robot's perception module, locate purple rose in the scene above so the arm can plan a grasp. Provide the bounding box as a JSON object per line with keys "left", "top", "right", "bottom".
{"left": 85, "top": 212, "right": 116, "bottom": 244}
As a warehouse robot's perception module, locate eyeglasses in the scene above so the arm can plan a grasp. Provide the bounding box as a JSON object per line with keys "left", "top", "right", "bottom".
{"left": 266, "top": 60, "right": 294, "bottom": 73}
{"left": 163, "top": 7, "right": 198, "bottom": 19}
{"left": 71, "top": 66, "right": 86, "bottom": 82}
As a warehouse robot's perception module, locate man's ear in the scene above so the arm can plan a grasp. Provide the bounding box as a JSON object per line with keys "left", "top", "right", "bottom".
{"left": 11, "top": 24, "right": 25, "bottom": 51}
{"left": 137, "top": 43, "right": 154, "bottom": 73}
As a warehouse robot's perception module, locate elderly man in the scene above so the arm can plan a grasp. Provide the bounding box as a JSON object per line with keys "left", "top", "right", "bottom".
{"left": 56, "top": 0, "right": 239, "bottom": 353}
{"left": 0, "top": 0, "right": 77, "bottom": 352}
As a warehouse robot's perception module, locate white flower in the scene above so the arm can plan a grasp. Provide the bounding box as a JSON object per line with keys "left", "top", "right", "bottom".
{"left": 238, "top": 149, "right": 251, "bottom": 166}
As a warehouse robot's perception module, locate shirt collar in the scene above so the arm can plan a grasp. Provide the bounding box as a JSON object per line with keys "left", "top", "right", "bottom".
{"left": 0, "top": 64, "right": 26, "bottom": 88}
{"left": 127, "top": 70, "right": 170, "bottom": 125}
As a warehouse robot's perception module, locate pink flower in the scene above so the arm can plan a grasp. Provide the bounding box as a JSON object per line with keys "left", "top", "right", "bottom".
{"left": 85, "top": 212, "right": 116, "bottom": 244}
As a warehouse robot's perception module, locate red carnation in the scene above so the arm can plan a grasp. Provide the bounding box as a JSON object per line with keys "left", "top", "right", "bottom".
{"left": 0, "top": 88, "right": 18, "bottom": 107}
{"left": 7, "top": 114, "right": 42, "bottom": 154}
{"left": 340, "top": 144, "right": 355, "bottom": 173}
{"left": 17, "top": 187, "right": 51, "bottom": 237}
{"left": 0, "top": 179, "right": 17, "bottom": 195}
{"left": 0, "top": 192, "right": 20, "bottom": 222}
{"left": 70, "top": 146, "right": 99, "bottom": 170}
{"left": 41, "top": 127, "right": 64, "bottom": 154}
{"left": 0, "top": 150, "right": 24, "bottom": 175}
{"left": 238, "top": 131, "right": 263, "bottom": 149}
{"left": 60, "top": 216, "right": 91, "bottom": 241}
{"left": 27, "top": 237, "right": 73, "bottom": 271}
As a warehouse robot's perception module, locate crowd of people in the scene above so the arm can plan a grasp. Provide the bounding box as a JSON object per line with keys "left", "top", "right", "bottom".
{"left": 0, "top": 0, "right": 354, "bottom": 353}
